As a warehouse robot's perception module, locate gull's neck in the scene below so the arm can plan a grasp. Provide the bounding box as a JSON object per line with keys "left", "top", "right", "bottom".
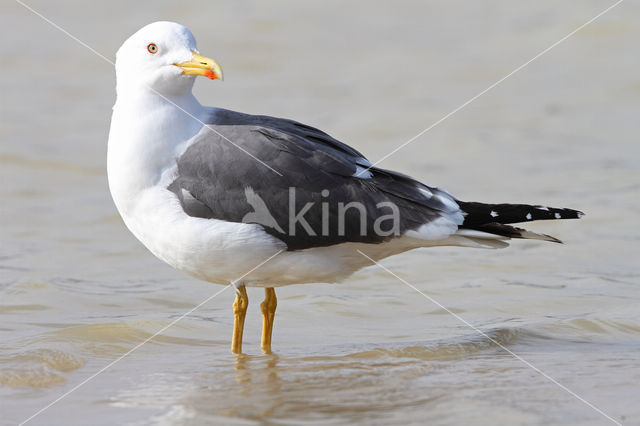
{"left": 107, "top": 88, "right": 205, "bottom": 215}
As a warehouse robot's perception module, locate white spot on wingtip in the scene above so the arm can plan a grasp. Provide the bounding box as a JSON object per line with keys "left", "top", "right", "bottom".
{"left": 526, "top": 213, "right": 532, "bottom": 220}
{"left": 555, "top": 213, "right": 562, "bottom": 219}
{"left": 577, "top": 211, "right": 585, "bottom": 218}
{"left": 490, "top": 210, "right": 499, "bottom": 217}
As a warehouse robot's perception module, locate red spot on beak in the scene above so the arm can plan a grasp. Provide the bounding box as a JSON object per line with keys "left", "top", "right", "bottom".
{"left": 205, "top": 70, "right": 216, "bottom": 80}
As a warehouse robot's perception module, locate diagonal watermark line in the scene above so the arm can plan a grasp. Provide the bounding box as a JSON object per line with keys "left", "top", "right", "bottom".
{"left": 356, "top": 250, "right": 622, "bottom": 425}
{"left": 14, "top": 0, "right": 283, "bottom": 177}
{"left": 358, "top": 0, "right": 625, "bottom": 176}
{"left": 15, "top": 0, "right": 114, "bottom": 64}
{"left": 232, "top": 249, "right": 284, "bottom": 282}
{"left": 19, "top": 249, "right": 284, "bottom": 426}
{"left": 17, "top": 285, "right": 231, "bottom": 426}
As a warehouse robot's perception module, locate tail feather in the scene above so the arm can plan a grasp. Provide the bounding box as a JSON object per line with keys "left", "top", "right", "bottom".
{"left": 457, "top": 200, "right": 584, "bottom": 243}
{"left": 467, "top": 222, "right": 563, "bottom": 243}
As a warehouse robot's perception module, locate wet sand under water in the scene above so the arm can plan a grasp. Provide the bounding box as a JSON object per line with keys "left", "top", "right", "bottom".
{"left": 1, "top": 1, "right": 639, "bottom": 425}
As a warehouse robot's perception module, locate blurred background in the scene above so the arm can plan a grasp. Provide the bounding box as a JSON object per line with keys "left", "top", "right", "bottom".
{"left": 1, "top": 1, "right": 638, "bottom": 425}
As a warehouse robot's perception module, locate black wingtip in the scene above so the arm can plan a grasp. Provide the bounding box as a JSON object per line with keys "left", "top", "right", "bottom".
{"left": 532, "top": 206, "right": 584, "bottom": 221}
{"left": 457, "top": 201, "right": 585, "bottom": 226}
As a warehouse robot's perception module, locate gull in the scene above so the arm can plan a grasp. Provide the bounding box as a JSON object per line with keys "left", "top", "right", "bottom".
{"left": 107, "top": 22, "right": 582, "bottom": 354}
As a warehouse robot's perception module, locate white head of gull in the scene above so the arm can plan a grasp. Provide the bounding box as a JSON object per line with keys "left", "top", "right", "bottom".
{"left": 107, "top": 22, "right": 583, "bottom": 355}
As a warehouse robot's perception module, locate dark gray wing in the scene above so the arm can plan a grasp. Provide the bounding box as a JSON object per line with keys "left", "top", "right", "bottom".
{"left": 204, "top": 107, "right": 367, "bottom": 159}
{"left": 168, "top": 108, "right": 460, "bottom": 251}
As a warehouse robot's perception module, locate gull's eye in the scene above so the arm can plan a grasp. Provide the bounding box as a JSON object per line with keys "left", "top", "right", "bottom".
{"left": 147, "top": 43, "right": 158, "bottom": 54}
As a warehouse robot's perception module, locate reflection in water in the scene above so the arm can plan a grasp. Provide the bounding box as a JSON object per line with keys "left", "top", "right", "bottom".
{"left": 236, "top": 354, "right": 281, "bottom": 392}
{"left": 162, "top": 328, "right": 532, "bottom": 423}
{"left": 2, "top": 308, "right": 638, "bottom": 424}
{"left": 234, "top": 353, "right": 251, "bottom": 385}
{"left": 230, "top": 354, "right": 283, "bottom": 419}
{"left": 189, "top": 347, "right": 446, "bottom": 423}
{"left": 109, "top": 324, "right": 635, "bottom": 424}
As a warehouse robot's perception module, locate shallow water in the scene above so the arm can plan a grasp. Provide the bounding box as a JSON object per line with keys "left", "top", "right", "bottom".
{"left": 1, "top": 1, "right": 639, "bottom": 425}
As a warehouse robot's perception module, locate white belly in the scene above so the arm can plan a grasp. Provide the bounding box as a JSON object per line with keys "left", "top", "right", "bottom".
{"left": 117, "top": 186, "right": 430, "bottom": 287}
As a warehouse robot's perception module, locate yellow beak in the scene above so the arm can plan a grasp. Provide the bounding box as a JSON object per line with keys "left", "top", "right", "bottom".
{"left": 175, "top": 52, "right": 223, "bottom": 80}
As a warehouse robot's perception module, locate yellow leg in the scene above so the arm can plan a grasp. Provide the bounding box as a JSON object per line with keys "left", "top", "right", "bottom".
{"left": 260, "top": 288, "right": 277, "bottom": 354}
{"left": 231, "top": 285, "right": 248, "bottom": 354}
